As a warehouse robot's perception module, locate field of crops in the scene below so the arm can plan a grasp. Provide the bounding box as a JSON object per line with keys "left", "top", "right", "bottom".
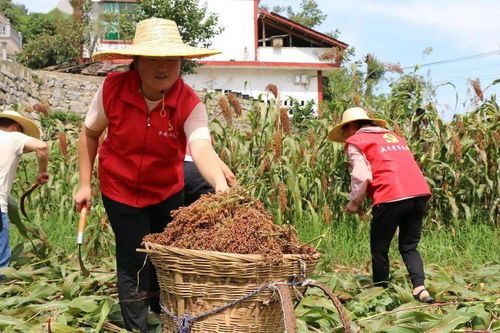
{"left": 1, "top": 70, "right": 499, "bottom": 332}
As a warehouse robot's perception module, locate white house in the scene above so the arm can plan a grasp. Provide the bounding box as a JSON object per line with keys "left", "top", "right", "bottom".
{"left": 0, "top": 13, "right": 23, "bottom": 61}
{"left": 88, "top": 0, "right": 348, "bottom": 107}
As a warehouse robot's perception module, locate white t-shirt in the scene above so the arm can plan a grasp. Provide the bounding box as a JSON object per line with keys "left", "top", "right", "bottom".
{"left": 0, "top": 130, "right": 32, "bottom": 212}
{"left": 84, "top": 86, "right": 211, "bottom": 143}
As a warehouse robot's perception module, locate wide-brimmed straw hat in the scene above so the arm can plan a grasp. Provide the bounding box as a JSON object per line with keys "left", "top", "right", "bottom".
{"left": 93, "top": 18, "right": 221, "bottom": 61}
{"left": 0, "top": 110, "right": 41, "bottom": 139}
{"left": 328, "top": 107, "right": 387, "bottom": 142}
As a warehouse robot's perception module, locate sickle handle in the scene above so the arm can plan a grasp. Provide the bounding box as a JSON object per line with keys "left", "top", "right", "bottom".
{"left": 77, "top": 205, "right": 88, "bottom": 245}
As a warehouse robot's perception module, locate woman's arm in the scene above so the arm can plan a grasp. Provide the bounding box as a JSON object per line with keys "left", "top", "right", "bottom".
{"left": 189, "top": 139, "right": 229, "bottom": 192}
{"left": 75, "top": 124, "right": 103, "bottom": 211}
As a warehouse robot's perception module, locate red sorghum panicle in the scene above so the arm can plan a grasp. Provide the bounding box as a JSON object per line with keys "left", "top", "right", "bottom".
{"left": 266, "top": 84, "right": 278, "bottom": 98}
{"left": 227, "top": 92, "right": 242, "bottom": 117}
{"left": 471, "top": 79, "right": 484, "bottom": 101}
{"left": 323, "top": 204, "right": 331, "bottom": 225}
{"left": 393, "top": 124, "right": 403, "bottom": 137}
{"left": 33, "top": 103, "right": 49, "bottom": 117}
{"left": 143, "top": 188, "right": 317, "bottom": 263}
{"left": 57, "top": 133, "right": 68, "bottom": 158}
{"left": 385, "top": 63, "right": 404, "bottom": 74}
{"left": 308, "top": 128, "right": 315, "bottom": 147}
{"left": 321, "top": 172, "right": 328, "bottom": 193}
{"left": 317, "top": 104, "right": 324, "bottom": 118}
{"left": 452, "top": 134, "right": 462, "bottom": 161}
{"left": 259, "top": 156, "right": 270, "bottom": 175}
{"left": 279, "top": 184, "right": 287, "bottom": 213}
{"left": 218, "top": 96, "right": 232, "bottom": 125}
{"left": 279, "top": 108, "right": 292, "bottom": 135}
{"left": 474, "top": 132, "right": 485, "bottom": 151}
{"left": 274, "top": 129, "right": 282, "bottom": 159}
{"left": 319, "top": 47, "right": 343, "bottom": 63}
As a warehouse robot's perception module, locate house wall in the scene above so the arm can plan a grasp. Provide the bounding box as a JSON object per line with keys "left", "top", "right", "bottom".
{"left": 258, "top": 47, "right": 330, "bottom": 63}
{"left": 0, "top": 15, "right": 22, "bottom": 58}
{"left": 199, "top": 0, "right": 256, "bottom": 61}
{"left": 184, "top": 67, "right": 320, "bottom": 106}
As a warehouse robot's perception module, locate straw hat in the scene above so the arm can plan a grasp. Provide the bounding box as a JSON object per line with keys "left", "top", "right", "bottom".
{"left": 0, "top": 110, "right": 41, "bottom": 139}
{"left": 328, "top": 107, "right": 387, "bottom": 142}
{"left": 93, "top": 18, "right": 221, "bottom": 61}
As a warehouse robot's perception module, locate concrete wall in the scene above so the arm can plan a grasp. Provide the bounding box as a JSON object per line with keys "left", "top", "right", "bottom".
{"left": 184, "top": 67, "right": 320, "bottom": 106}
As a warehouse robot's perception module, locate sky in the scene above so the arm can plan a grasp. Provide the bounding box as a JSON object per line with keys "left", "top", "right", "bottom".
{"left": 13, "top": 0, "right": 500, "bottom": 120}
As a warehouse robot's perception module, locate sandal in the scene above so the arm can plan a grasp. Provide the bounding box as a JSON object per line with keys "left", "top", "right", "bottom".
{"left": 413, "top": 289, "right": 435, "bottom": 304}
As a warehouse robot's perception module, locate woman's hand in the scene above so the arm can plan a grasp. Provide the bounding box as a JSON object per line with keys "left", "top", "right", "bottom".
{"left": 75, "top": 185, "right": 92, "bottom": 212}
{"left": 218, "top": 159, "right": 237, "bottom": 187}
{"left": 345, "top": 201, "right": 360, "bottom": 214}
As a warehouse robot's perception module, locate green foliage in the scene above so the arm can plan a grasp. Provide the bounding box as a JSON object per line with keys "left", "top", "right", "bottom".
{"left": 17, "top": 18, "right": 85, "bottom": 69}
{"left": 287, "top": 98, "right": 316, "bottom": 128}
{"left": 0, "top": 0, "right": 27, "bottom": 28}
{"left": 18, "top": 13, "right": 56, "bottom": 43}
{"left": 69, "top": 0, "right": 101, "bottom": 59}
{"left": 263, "top": 0, "right": 327, "bottom": 28}
{"left": 105, "top": 0, "right": 223, "bottom": 75}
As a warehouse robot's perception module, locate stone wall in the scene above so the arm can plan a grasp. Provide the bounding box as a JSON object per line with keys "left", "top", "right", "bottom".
{"left": 0, "top": 60, "right": 104, "bottom": 114}
{"left": 0, "top": 61, "right": 252, "bottom": 127}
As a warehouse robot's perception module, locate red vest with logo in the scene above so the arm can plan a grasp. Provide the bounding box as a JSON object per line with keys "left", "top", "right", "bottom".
{"left": 346, "top": 130, "right": 431, "bottom": 205}
{"left": 99, "top": 70, "right": 200, "bottom": 207}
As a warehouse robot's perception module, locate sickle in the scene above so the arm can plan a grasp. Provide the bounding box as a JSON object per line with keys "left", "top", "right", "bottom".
{"left": 20, "top": 181, "right": 42, "bottom": 219}
{"left": 77, "top": 205, "right": 90, "bottom": 277}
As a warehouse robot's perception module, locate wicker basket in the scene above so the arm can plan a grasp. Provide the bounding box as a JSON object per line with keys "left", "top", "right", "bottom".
{"left": 143, "top": 242, "right": 321, "bottom": 333}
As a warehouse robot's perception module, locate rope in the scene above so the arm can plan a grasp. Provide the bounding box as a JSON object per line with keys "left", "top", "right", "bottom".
{"left": 160, "top": 278, "right": 352, "bottom": 333}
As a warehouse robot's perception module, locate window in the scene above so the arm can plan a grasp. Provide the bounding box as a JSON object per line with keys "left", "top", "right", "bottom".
{"left": 101, "top": 2, "right": 135, "bottom": 41}
{"left": 0, "top": 25, "right": 6, "bottom": 36}
{"left": 102, "top": 2, "right": 134, "bottom": 14}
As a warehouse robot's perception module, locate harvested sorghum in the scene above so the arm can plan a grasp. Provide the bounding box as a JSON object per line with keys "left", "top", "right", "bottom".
{"left": 143, "top": 188, "right": 317, "bottom": 262}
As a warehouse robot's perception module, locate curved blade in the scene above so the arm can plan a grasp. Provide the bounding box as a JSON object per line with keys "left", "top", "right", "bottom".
{"left": 20, "top": 182, "right": 42, "bottom": 219}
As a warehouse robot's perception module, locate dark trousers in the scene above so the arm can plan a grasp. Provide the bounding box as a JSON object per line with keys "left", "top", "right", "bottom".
{"left": 370, "top": 196, "right": 428, "bottom": 289}
{"left": 183, "top": 161, "right": 214, "bottom": 206}
{"left": 102, "top": 191, "right": 183, "bottom": 333}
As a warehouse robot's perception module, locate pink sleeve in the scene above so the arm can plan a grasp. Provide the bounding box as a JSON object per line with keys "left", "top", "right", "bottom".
{"left": 184, "top": 102, "right": 211, "bottom": 143}
{"left": 84, "top": 86, "right": 108, "bottom": 132}
{"left": 347, "top": 144, "right": 372, "bottom": 206}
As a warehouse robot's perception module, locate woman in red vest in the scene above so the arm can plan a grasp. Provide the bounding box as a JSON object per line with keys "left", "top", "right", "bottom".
{"left": 75, "top": 18, "right": 231, "bottom": 332}
{"left": 329, "top": 107, "right": 434, "bottom": 304}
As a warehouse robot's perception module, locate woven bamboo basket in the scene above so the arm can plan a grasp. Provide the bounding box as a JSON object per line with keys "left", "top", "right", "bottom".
{"left": 143, "top": 242, "right": 321, "bottom": 333}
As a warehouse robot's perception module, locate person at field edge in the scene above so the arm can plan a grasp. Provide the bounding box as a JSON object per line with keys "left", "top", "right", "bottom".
{"left": 328, "top": 107, "right": 435, "bottom": 304}
{"left": 0, "top": 111, "right": 49, "bottom": 281}
{"left": 74, "top": 18, "right": 232, "bottom": 332}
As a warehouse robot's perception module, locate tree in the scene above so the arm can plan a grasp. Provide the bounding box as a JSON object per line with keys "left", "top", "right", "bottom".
{"left": 17, "top": 18, "right": 84, "bottom": 69}
{"left": 19, "top": 14, "right": 56, "bottom": 43}
{"left": 261, "top": 0, "right": 326, "bottom": 28}
{"left": 70, "top": 0, "right": 100, "bottom": 60}
{"left": 106, "top": 0, "right": 223, "bottom": 74}
{"left": 0, "top": 0, "right": 27, "bottom": 29}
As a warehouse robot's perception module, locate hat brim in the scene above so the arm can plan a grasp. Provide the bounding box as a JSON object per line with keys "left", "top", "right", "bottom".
{"left": 0, "top": 114, "right": 41, "bottom": 139}
{"left": 93, "top": 44, "right": 221, "bottom": 61}
{"left": 328, "top": 118, "right": 387, "bottom": 142}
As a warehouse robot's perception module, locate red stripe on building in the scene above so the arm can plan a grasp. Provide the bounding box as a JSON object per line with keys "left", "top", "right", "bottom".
{"left": 199, "top": 60, "right": 339, "bottom": 68}
{"left": 317, "top": 70, "right": 323, "bottom": 103}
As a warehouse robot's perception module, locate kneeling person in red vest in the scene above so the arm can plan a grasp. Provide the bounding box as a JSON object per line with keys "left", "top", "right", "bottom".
{"left": 329, "top": 107, "right": 434, "bottom": 304}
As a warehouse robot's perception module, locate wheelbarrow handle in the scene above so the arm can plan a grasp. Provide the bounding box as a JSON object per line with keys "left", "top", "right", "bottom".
{"left": 77, "top": 205, "right": 88, "bottom": 245}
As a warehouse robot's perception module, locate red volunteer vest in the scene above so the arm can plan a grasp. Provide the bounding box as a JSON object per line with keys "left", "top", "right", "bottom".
{"left": 346, "top": 130, "right": 431, "bottom": 205}
{"left": 99, "top": 70, "right": 200, "bottom": 207}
